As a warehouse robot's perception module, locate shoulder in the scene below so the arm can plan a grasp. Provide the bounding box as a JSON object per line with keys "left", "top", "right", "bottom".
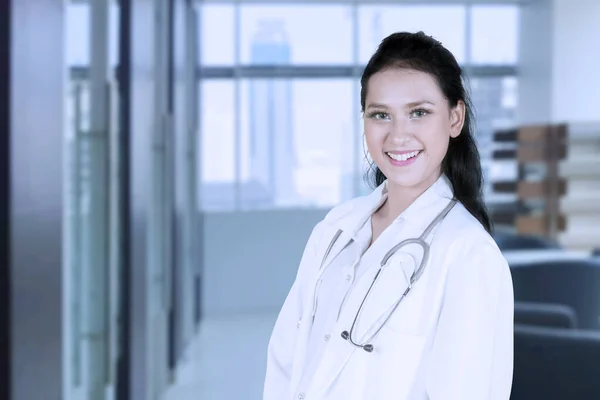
{"left": 304, "top": 191, "right": 376, "bottom": 250}
{"left": 439, "top": 202, "right": 502, "bottom": 253}
{"left": 433, "top": 203, "right": 514, "bottom": 309}
{"left": 307, "top": 192, "right": 373, "bottom": 239}
{"left": 438, "top": 202, "right": 510, "bottom": 279}
{"left": 322, "top": 192, "right": 372, "bottom": 225}
{"left": 303, "top": 194, "right": 367, "bottom": 246}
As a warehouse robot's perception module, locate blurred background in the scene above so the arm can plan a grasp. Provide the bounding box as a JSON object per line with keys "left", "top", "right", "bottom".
{"left": 1, "top": 0, "right": 599, "bottom": 399}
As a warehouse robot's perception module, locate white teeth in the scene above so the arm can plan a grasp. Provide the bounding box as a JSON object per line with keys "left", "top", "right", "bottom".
{"left": 387, "top": 151, "right": 420, "bottom": 161}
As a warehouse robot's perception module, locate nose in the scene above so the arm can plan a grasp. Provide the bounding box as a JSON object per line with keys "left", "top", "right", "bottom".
{"left": 389, "top": 119, "right": 412, "bottom": 143}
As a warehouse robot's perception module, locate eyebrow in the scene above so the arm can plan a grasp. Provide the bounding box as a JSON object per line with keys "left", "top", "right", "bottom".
{"left": 366, "top": 100, "right": 436, "bottom": 109}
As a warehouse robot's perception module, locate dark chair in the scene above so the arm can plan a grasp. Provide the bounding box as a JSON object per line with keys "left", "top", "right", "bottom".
{"left": 514, "top": 301, "right": 578, "bottom": 329}
{"left": 511, "top": 325, "right": 600, "bottom": 400}
{"left": 510, "top": 259, "right": 600, "bottom": 330}
{"left": 493, "top": 230, "right": 561, "bottom": 251}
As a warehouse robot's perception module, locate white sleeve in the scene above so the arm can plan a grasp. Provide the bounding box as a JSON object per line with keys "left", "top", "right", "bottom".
{"left": 263, "top": 223, "right": 321, "bottom": 400}
{"left": 426, "top": 235, "right": 514, "bottom": 400}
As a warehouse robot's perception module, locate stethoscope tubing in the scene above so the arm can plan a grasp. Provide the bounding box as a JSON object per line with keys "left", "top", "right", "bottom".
{"left": 312, "top": 198, "right": 458, "bottom": 353}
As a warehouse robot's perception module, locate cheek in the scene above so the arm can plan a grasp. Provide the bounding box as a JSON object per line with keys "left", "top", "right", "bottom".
{"left": 422, "top": 121, "right": 451, "bottom": 153}
{"left": 364, "top": 127, "right": 385, "bottom": 158}
{"left": 422, "top": 133, "right": 451, "bottom": 165}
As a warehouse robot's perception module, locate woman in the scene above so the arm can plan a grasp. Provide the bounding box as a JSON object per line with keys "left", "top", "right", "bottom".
{"left": 263, "top": 31, "right": 514, "bottom": 400}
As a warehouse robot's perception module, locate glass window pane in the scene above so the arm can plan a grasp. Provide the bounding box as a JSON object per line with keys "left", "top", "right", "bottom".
{"left": 470, "top": 76, "right": 518, "bottom": 148}
{"left": 469, "top": 77, "right": 519, "bottom": 199}
{"left": 239, "top": 79, "right": 355, "bottom": 209}
{"left": 470, "top": 5, "right": 519, "bottom": 65}
{"left": 240, "top": 5, "right": 353, "bottom": 65}
{"left": 200, "top": 80, "right": 236, "bottom": 212}
{"left": 198, "top": 4, "right": 235, "bottom": 65}
{"left": 358, "top": 6, "right": 467, "bottom": 64}
{"left": 66, "top": 3, "right": 120, "bottom": 67}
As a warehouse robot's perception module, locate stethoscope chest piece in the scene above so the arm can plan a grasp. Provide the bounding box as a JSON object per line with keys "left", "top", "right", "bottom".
{"left": 341, "top": 330, "right": 374, "bottom": 352}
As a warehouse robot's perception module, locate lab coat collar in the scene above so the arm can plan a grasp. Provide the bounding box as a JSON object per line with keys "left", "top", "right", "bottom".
{"left": 325, "top": 174, "right": 455, "bottom": 240}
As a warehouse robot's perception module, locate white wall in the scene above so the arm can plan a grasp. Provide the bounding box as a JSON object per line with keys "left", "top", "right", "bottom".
{"left": 519, "top": 0, "right": 600, "bottom": 124}
{"left": 517, "top": 0, "right": 554, "bottom": 124}
{"left": 202, "top": 209, "right": 328, "bottom": 318}
{"left": 551, "top": 0, "right": 600, "bottom": 123}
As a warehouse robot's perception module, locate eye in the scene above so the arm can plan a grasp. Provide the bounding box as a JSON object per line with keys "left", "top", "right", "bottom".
{"left": 410, "top": 108, "right": 430, "bottom": 119}
{"left": 367, "top": 111, "right": 391, "bottom": 121}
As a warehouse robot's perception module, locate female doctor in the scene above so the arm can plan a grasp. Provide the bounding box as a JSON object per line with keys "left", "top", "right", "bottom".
{"left": 263, "top": 31, "right": 514, "bottom": 400}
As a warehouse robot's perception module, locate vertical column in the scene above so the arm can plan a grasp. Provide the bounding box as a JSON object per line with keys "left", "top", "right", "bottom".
{"left": 115, "top": 0, "right": 132, "bottom": 397}
{"left": 351, "top": 1, "right": 361, "bottom": 198}
{"left": 194, "top": 0, "right": 204, "bottom": 328}
{"left": 147, "top": 0, "right": 173, "bottom": 397}
{"left": 182, "top": 0, "right": 199, "bottom": 347}
{"left": 0, "top": 1, "right": 11, "bottom": 399}
{"left": 63, "top": 80, "right": 83, "bottom": 400}
{"left": 79, "top": 0, "right": 112, "bottom": 398}
{"left": 517, "top": 0, "right": 553, "bottom": 125}
{"left": 233, "top": 2, "right": 241, "bottom": 210}
{"left": 11, "top": 0, "right": 64, "bottom": 398}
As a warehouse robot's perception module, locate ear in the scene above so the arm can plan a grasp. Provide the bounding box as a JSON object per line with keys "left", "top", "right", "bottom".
{"left": 449, "top": 100, "right": 465, "bottom": 138}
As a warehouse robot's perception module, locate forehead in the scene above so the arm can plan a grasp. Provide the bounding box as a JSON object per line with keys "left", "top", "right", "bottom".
{"left": 365, "top": 68, "right": 445, "bottom": 105}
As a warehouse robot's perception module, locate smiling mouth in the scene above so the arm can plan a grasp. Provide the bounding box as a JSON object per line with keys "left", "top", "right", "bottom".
{"left": 386, "top": 150, "right": 422, "bottom": 162}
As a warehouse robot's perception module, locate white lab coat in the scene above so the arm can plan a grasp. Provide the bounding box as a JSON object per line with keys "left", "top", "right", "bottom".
{"left": 264, "top": 176, "right": 514, "bottom": 400}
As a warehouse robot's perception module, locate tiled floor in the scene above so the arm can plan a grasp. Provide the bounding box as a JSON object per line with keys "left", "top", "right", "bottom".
{"left": 164, "top": 314, "right": 278, "bottom": 400}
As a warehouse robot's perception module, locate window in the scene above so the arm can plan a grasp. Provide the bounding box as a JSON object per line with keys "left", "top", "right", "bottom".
{"left": 469, "top": 77, "right": 519, "bottom": 199}
{"left": 195, "top": 2, "right": 521, "bottom": 211}
{"left": 237, "top": 79, "right": 355, "bottom": 209}
{"left": 199, "top": 4, "right": 235, "bottom": 65}
{"left": 65, "top": 80, "right": 92, "bottom": 141}
{"left": 239, "top": 5, "right": 353, "bottom": 65}
{"left": 199, "top": 80, "right": 236, "bottom": 212}
{"left": 66, "top": 3, "right": 120, "bottom": 67}
{"left": 358, "top": 5, "right": 467, "bottom": 64}
{"left": 470, "top": 5, "right": 519, "bottom": 65}
{"left": 470, "top": 76, "right": 518, "bottom": 147}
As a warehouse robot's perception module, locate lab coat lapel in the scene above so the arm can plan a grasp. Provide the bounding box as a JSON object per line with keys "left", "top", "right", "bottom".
{"left": 311, "top": 236, "right": 421, "bottom": 396}
{"left": 319, "top": 229, "right": 353, "bottom": 273}
{"left": 289, "top": 226, "right": 354, "bottom": 395}
{"left": 308, "top": 177, "right": 455, "bottom": 396}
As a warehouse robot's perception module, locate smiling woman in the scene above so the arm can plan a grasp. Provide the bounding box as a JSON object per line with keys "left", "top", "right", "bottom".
{"left": 264, "top": 31, "right": 514, "bottom": 400}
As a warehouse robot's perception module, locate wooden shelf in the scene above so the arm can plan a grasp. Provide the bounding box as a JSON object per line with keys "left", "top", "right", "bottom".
{"left": 490, "top": 122, "right": 600, "bottom": 250}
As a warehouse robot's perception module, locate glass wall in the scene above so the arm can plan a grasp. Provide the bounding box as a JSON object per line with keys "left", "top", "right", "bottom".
{"left": 196, "top": 1, "right": 520, "bottom": 212}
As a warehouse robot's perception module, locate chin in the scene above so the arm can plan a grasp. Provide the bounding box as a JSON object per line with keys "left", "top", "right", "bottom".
{"left": 385, "top": 174, "right": 427, "bottom": 189}
{"left": 382, "top": 167, "right": 442, "bottom": 191}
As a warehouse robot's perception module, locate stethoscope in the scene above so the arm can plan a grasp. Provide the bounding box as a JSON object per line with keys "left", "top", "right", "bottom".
{"left": 314, "top": 198, "right": 457, "bottom": 353}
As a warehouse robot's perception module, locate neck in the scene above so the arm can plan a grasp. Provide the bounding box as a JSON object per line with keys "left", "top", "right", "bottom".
{"left": 377, "top": 173, "right": 442, "bottom": 222}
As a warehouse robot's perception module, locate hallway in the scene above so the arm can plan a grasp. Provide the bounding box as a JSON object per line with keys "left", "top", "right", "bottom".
{"left": 165, "top": 314, "right": 276, "bottom": 400}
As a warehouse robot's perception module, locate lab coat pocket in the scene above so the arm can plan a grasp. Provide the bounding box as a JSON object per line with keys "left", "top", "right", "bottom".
{"left": 360, "top": 329, "right": 427, "bottom": 400}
